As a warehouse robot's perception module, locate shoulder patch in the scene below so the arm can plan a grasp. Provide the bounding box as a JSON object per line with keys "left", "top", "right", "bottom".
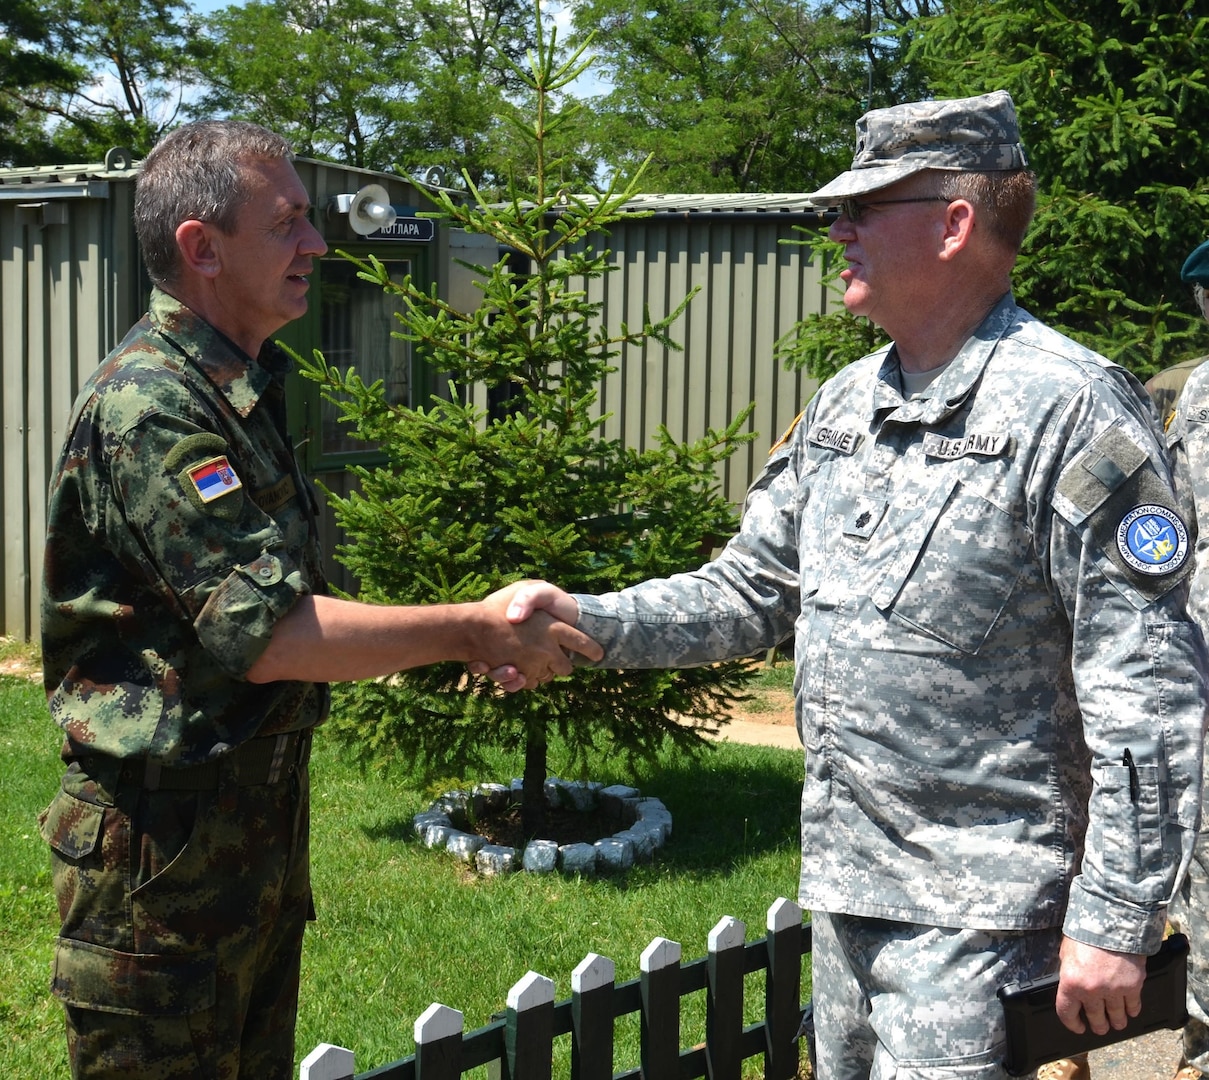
{"left": 1055, "top": 421, "right": 1193, "bottom": 600}
{"left": 1054, "top": 422, "right": 1146, "bottom": 525}
{"left": 769, "top": 410, "right": 805, "bottom": 456}
{"left": 187, "top": 456, "right": 243, "bottom": 503}
{"left": 1115, "top": 505, "right": 1190, "bottom": 577}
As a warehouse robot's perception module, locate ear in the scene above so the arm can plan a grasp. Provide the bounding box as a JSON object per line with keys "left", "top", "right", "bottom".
{"left": 937, "top": 199, "right": 976, "bottom": 261}
{"left": 175, "top": 219, "right": 222, "bottom": 279}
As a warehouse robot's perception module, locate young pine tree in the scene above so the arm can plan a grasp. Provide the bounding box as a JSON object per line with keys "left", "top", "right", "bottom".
{"left": 297, "top": 5, "right": 759, "bottom": 838}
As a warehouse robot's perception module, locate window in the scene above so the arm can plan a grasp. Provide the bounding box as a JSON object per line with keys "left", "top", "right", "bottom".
{"left": 316, "top": 257, "right": 411, "bottom": 457}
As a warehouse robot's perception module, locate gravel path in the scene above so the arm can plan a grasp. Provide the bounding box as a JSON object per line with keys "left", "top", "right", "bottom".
{"left": 1088, "top": 1026, "right": 1182, "bottom": 1078}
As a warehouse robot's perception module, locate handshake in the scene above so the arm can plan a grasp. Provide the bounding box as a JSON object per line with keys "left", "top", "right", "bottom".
{"left": 472, "top": 580, "right": 598, "bottom": 692}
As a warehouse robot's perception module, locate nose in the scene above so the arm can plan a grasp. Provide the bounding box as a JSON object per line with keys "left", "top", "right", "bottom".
{"left": 828, "top": 213, "right": 855, "bottom": 243}
{"left": 301, "top": 216, "right": 328, "bottom": 257}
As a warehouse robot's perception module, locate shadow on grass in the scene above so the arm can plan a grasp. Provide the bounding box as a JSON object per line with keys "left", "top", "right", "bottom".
{"left": 360, "top": 739, "right": 803, "bottom": 878}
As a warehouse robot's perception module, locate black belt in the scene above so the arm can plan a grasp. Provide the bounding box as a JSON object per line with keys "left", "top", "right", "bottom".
{"left": 116, "top": 730, "right": 313, "bottom": 791}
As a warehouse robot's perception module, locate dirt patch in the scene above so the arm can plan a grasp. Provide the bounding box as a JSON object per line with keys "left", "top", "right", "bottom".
{"left": 472, "top": 803, "right": 623, "bottom": 849}
{"left": 0, "top": 639, "right": 41, "bottom": 682}
{"left": 734, "top": 693, "right": 795, "bottom": 727}
{"left": 731, "top": 670, "right": 795, "bottom": 727}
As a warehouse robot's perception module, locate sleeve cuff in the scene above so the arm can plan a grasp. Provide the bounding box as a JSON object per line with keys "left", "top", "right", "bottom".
{"left": 193, "top": 552, "right": 309, "bottom": 677}
{"left": 1062, "top": 875, "right": 1168, "bottom": 956}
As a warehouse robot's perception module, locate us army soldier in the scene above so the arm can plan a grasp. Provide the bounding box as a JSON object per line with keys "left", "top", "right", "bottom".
{"left": 1160, "top": 238, "right": 1209, "bottom": 1080}
{"left": 498, "top": 92, "right": 1208, "bottom": 1080}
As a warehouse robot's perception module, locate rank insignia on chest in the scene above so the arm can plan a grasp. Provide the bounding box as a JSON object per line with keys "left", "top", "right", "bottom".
{"left": 1115, "top": 504, "right": 1190, "bottom": 576}
{"left": 187, "top": 455, "right": 244, "bottom": 503}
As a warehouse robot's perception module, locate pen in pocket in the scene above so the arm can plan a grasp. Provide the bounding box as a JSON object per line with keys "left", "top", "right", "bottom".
{"left": 1122, "top": 748, "right": 1139, "bottom": 802}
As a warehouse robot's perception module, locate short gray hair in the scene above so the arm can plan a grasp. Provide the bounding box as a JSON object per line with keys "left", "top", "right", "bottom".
{"left": 930, "top": 168, "right": 1037, "bottom": 255}
{"left": 134, "top": 120, "right": 294, "bottom": 289}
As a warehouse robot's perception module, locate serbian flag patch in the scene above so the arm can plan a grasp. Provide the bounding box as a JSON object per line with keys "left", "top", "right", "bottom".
{"left": 187, "top": 456, "right": 243, "bottom": 503}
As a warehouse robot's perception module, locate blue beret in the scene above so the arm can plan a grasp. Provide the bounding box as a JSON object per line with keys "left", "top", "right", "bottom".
{"left": 1181, "top": 240, "right": 1209, "bottom": 285}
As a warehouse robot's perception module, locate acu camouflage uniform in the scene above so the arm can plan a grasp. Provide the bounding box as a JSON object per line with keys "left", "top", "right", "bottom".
{"left": 39, "top": 289, "right": 328, "bottom": 1079}
{"left": 1164, "top": 359, "right": 1209, "bottom": 1075}
{"left": 1146, "top": 356, "right": 1208, "bottom": 433}
{"left": 573, "top": 295, "right": 1207, "bottom": 1078}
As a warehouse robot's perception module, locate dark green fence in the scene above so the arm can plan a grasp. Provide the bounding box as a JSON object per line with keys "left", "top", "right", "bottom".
{"left": 300, "top": 897, "right": 811, "bottom": 1080}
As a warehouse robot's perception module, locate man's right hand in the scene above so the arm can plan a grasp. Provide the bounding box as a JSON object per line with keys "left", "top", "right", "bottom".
{"left": 502, "top": 580, "right": 581, "bottom": 627}
{"left": 470, "top": 581, "right": 586, "bottom": 690}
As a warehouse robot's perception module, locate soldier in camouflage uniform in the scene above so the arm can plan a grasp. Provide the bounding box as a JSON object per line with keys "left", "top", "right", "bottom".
{"left": 1160, "top": 239, "right": 1209, "bottom": 1080}
{"left": 38, "top": 120, "right": 601, "bottom": 1080}
{"left": 1146, "top": 242, "right": 1209, "bottom": 434}
{"left": 494, "top": 92, "right": 1209, "bottom": 1079}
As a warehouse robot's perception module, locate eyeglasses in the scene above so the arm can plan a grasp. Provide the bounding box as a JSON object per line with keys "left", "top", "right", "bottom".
{"left": 836, "top": 197, "right": 950, "bottom": 223}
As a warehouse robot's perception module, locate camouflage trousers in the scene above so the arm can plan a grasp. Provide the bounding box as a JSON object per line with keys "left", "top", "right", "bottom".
{"left": 1170, "top": 821, "right": 1209, "bottom": 1071}
{"left": 38, "top": 755, "right": 313, "bottom": 1080}
{"left": 809, "top": 911, "right": 1062, "bottom": 1079}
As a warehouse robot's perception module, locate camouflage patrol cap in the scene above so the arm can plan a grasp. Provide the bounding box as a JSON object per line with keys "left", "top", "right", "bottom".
{"left": 1181, "top": 240, "right": 1209, "bottom": 285}
{"left": 805, "top": 90, "right": 1029, "bottom": 203}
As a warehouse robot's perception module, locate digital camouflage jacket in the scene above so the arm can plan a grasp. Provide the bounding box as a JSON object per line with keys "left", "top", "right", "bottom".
{"left": 575, "top": 294, "right": 1207, "bottom": 955}
{"left": 42, "top": 290, "right": 328, "bottom": 769}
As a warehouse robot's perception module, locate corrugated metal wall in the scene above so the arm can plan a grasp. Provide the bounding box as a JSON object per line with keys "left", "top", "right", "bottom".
{"left": 464, "top": 199, "right": 832, "bottom": 507}
{"left": 0, "top": 161, "right": 140, "bottom": 643}
{"left": 594, "top": 205, "right": 829, "bottom": 506}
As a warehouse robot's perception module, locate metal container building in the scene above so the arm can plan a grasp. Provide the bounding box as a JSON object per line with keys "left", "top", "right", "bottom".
{"left": 1, "top": 157, "right": 830, "bottom": 641}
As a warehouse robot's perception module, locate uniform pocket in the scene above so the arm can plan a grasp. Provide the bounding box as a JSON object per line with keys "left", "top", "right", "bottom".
{"left": 39, "top": 788, "right": 105, "bottom": 861}
{"left": 876, "top": 485, "right": 1028, "bottom": 654}
{"left": 51, "top": 936, "right": 216, "bottom": 1016}
{"left": 1087, "top": 763, "right": 1165, "bottom": 902}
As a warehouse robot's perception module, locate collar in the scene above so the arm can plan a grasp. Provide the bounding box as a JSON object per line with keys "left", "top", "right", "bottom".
{"left": 870, "top": 293, "right": 1019, "bottom": 425}
{"left": 148, "top": 288, "right": 290, "bottom": 419}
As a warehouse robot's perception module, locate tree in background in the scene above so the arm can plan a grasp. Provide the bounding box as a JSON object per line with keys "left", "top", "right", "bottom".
{"left": 296, "top": 8, "right": 758, "bottom": 837}
{"left": 566, "top": 0, "right": 937, "bottom": 194}
{"left": 913, "top": 0, "right": 1209, "bottom": 377}
{"left": 375, "top": 0, "right": 600, "bottom": 191}
{"left": 0, "top": 0, "right": 195, "bottom": 162}
{"left": 186, "top": 0, "right": 412, "bottom": 168}
{"left": 186, "top": 0, "right": 598, "bottom": 192}
{"left": 0, "top": 0, "right": 934, "bottom": 194}
{"left": 0, "top": 2, "right": 77, "bottom": 166}
{"left": 780, "top": 0, "right": 1209, "bottom": 383}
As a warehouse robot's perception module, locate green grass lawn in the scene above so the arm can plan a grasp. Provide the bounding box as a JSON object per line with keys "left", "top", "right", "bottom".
{"left": 1, "top": 662, "right": 808, "bottom": 1078}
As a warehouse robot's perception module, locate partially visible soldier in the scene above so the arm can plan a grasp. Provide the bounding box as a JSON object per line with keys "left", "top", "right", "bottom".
{"left": 37, "top": 119, "right": 601, "bottom": 1080}
{"left": 1145, "top": 240, "right": 1209, "bottom": 431}
{"left": 1042, "top": 241, "right": 1209, "bottom": 1080}
{"left": 1161, "top": 238, "right": 1209, "bottom": 1080}
{"left": 496, "top": 91, "right": 1209, "bottom": 1080}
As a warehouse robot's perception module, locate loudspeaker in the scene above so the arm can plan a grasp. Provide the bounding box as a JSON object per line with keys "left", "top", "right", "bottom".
{"left": 347, "top": 184, "right": 397, "bottom": 235}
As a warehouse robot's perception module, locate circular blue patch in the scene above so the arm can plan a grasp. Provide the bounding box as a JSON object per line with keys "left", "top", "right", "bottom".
{"left": 1115, "top": 504, "right": 1190, "bottom": 576}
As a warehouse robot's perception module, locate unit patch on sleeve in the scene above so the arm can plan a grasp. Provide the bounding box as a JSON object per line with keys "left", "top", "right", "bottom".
{"left": 188, "top": 456, "right": 243, "bottom": 503}
{"left": 1115, "top": 505, "right": 1190, "bottom": 577}
{"left": 1054, "top": 420, "right": 1193, "bottom": 599}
